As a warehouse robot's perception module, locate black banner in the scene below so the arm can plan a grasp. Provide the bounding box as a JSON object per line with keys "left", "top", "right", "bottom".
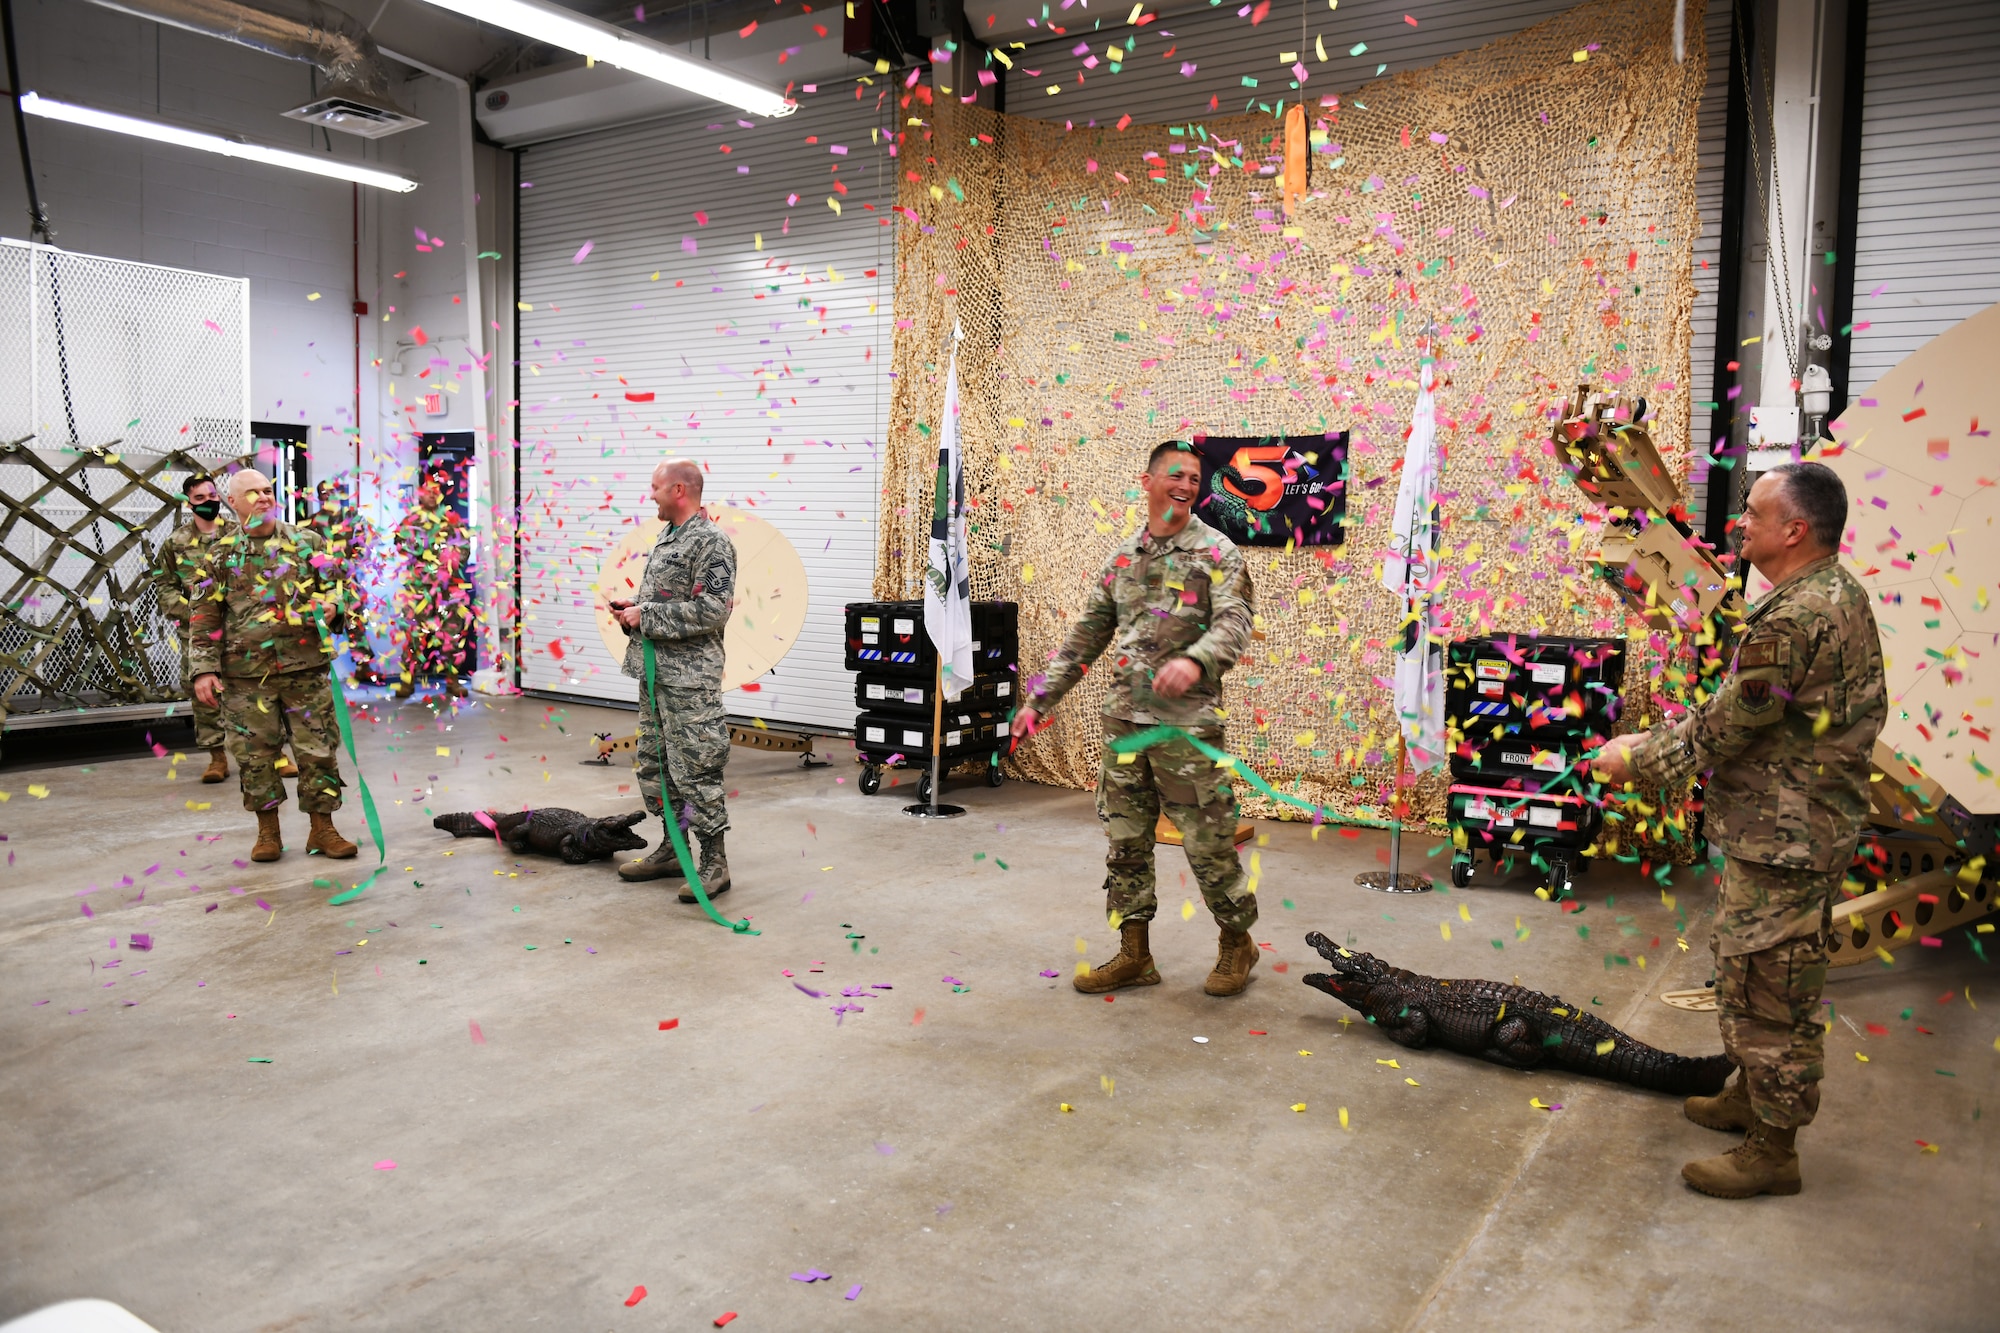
{"left": 1185, "top": 432, "right": 1347, "bottom": 547}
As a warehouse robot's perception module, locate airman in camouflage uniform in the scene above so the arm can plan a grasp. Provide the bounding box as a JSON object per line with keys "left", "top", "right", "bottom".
{"left": 189, "top": 470, "right": 359, "bottom": 864}
{"left": 1602, "top": 462, "right": 1885, "bottom": 1199}
{"left": 613, "top": 459, "right": 738, "bottom": 902}
{"left": 1014, "top": 442, "right": 1258, "bottom": 997}
{"left": 151, "top": 473, "right": 229, "bottom": 783}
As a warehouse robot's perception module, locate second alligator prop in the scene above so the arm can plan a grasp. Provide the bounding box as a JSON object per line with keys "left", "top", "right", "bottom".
{"left": 433, "top": 808, "right": 649, "bottom": 864}
{"left": 1301, "top": 933, "right": 1731, "bottom": 1096}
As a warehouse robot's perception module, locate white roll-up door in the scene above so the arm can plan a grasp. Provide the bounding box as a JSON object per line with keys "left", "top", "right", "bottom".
{"left": 1847, "top": 0, "right": 2000, "bottom": 393}
{"left": 516, "top": 90, "right": 896, "bottom": 729}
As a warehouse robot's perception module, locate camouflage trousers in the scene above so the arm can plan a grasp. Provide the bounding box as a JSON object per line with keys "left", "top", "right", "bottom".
{"left": 220, "top": 667, "right": 346, "bottom": 814}
{"left": 1712, "top": 858, "right": 1839, "bottom": 1128}
{"left": 178, "top": 631, "right": 225, "bottom": 750}
{"left": 1096, "top": 717, "right": 1255, "bottom": 933}
{"left": 396, "top": 593, "right": 474, "bottom": 679}
{"left": 636, "top": 682, "right": 729, "bottom": 839}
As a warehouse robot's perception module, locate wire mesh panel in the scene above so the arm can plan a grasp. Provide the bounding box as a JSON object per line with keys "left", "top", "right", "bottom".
{"left": 0, "top": 240, "right": 249, "bottom": 722}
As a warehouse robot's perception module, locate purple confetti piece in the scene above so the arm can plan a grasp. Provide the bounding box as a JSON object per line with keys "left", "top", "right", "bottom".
{"left": 794, "top": 981, "right": 826, "bottom": 999}
{"left": 129, "top": 934, "right": 152, "bottom": 951}
{"left": 869, "top": 983, "right": 893, "bottom": 990}
{"left": 845, "top": 1285, "right": 862, "bottom": 1301}
{"left": 941, "top": 975, "right": 962, "bottom": 986}
{"left": 255, "top": 899, "right": 272, "bottom": 912}
{"left": 205, "top": 904, "right": 218, "bottom": 913}
{"left": 874, "top": 1142, "right": 895, "bottom": 1155}
{"left": 1039, "top": 969, "right": 1059, "bottom": 978}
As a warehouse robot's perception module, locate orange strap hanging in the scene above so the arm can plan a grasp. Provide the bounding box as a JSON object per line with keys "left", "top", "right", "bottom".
{"left": 1282, "top": 102, "right": 1308, "bottom": 218}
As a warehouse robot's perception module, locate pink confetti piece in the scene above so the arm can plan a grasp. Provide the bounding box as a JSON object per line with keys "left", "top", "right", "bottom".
{"left": 572, "top": 241, "right": 593, "bottom": 264}
{"left": 625, "top": 1285, "right": 647, "bottom": 1307}
{"left": 468, "top": 1019, "right": 486, "bottom": 1045}
{"left": 373, "top": 1159, "right": 397, "bottom": 1170}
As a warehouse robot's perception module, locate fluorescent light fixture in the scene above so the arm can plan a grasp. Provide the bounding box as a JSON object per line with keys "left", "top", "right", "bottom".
{"left": 19, "top": 93, "right": 420, "bottom": 192}
{"left": 413, "top": 0, "right": 794, "bottom": 118}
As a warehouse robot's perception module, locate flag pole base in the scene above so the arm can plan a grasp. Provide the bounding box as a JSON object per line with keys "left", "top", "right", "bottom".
{"left": 1354, "top": 871, "right": 1432, "bottom": 893}
{"left": 903, "top": 803, "right": 967, "bottom": 819}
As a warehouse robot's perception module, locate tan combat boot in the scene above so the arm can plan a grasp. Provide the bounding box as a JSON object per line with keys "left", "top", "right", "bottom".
{"left": 200, "top": 748, "right": 229, "bottom": 784}
{"left": 1203, "top": 927, "right": 1261, "bottom": 996}
{"left": 1685, "top": 1067, "right": 1754, "bottom": 1132}
{"left": 1682, "top": 1122, "right": 1801, "bottom": 1198}
{"left": 620, "top": 823, "right": 688, "bottom": 883}
{"left": 274, "top": 752, "right": 298, "bottom": 779}
{"left": 395, "top": 678, "right": 414, "bottom": 699}
{"left": 306, "top": 812, "right": 359, "bottom": 859}
{"left": 683, "top": 832, "right": 731, "bottom": 902}
{"left": 446, "top": 679, "right": 468, "bottom": 699}
{"left": 1074, "top": 921, "right": 1160, "bottom": 993}
{"left": 251, "top": 809, "right": 283, "bottom": 862}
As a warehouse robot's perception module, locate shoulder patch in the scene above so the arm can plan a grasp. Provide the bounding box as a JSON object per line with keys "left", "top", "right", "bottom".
{"left": 1736, "top": 636, "right": 1789, "bottom": 670}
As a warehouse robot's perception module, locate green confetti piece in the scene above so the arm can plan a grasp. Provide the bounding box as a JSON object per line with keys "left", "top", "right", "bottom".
{"left": 246, "top": 1057, "right": 273, "bottom": 1063}
{"left": 1349, "top": 42, "right": 1367, "bottom": 56}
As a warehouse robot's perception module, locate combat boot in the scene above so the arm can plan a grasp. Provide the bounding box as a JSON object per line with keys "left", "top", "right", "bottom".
{"left": 1074, "top": 921, "right": 1160, "bottom": 993}
{"left": 1682, "top": 1122, "right": 1802, "bottom": 1198}
{"left": 395, "top": 678, "right": 414, "bottom": 699}
{"left": 200, "top": 748, "right": 229, "bottom": 783}
{"left": 1203, "top": 927, "right": 1261, "bottom": 996}
{"left": 619, "top": 819, "right": 688, "bottom": 882}
{"left": 306, "top": 812, "right": 358, "bottom": 859}
{"left": 684, "top": 831, "right": 731, "bottom": 902}
{"left": 251, "top": 809, "right": 283, "bottom": 863}
{"left": 1685, "top": 1067, "right": 1754, "bottom": 1132}
{"left": 446, "top": 679, "right": 467, "bottom": 699}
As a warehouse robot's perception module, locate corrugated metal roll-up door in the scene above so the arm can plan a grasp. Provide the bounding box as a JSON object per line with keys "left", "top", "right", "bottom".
{"left": 1847, "top": 0, "right": 2000, "bottom": 393}
{"left": 516, "top": 91, "right": 896, "bottom": 730}
{"left": 1004, "top": 0, "right": 1731, "bottom": 460}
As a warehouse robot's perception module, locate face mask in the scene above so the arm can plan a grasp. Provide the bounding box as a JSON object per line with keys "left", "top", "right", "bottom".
{"left": 191, "top": 500, "right": 222, "bottom": 521}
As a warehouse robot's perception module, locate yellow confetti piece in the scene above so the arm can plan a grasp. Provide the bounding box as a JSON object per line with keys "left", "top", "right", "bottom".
{"left": 1856, "top": 1052, "right": 1871, "bottom": 1063}
{"left": 1572, "top": 49, "right": 1589, "bottom": 62}
{"left": 184, "top": 800, "right": 212, "bottom": 811}
{"left": 306, "top": 291, "right": 321, "bottom": 301}
{"left": 27, "top": 784, "right": 49, "bottom": 799}
{"left": 1918, "top": 1142, "right": 1940, "bottom": 1154}
{"left": 1530, "top": 1097, "right": 1552, "bottom": 1110}
{"left": 1595, "top": 1039, "right": 1616, "bottom": 1055}
{"left": 1376, "top": 1059, "right": 1401, "bottom": 1069}
{"left": 1338, "top": 1106, "right": 1350, "bottom": 1130}
{"left": 1290, "top": 1102, "right": 1307, "bottom": 1113}
{"left": 1440, "top": 922, "right": 1452, "bottom": 940}
{"left": 1059, "top": 1103, "right": 1073, "bottom": 1113}
{"left": 1314, "top": 34, "right": 1327, "bottom": 60}
{"left": 1876, "top": 947, "right": 1895, "bottom": 965}
{"left": 435, "top": 746, "right": 451, "bottom": 756}
{"left": 1075, "top": 936, "right": 1089, "bottom": 954}
{"left": 1100, "top": 1075, "right": 1115, "bottom": 1097}
{"left": 1297, "top": 1050, "right": 1313, "bottom": 1057}
{"left": 1180, "top": 899, "right": 1195, "bottom": 921}
{"left": 1405, "top": 1078, "right": 1420, "bottom": 1086}
{"left": 1458, "top": 903, "right": 1471, "bottom": 922}
{"left": 1075, "top": 961, "right": 1091, "bottom": 977}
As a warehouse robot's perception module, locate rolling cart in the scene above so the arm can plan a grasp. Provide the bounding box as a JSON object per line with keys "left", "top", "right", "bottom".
{"left": 844, "top": 599, "right": 1019, "bottom": 801}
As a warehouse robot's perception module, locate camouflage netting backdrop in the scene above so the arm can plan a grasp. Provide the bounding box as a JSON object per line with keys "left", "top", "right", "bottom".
{"left": 878, "top": 0, "right": 1708, "bottom": 856}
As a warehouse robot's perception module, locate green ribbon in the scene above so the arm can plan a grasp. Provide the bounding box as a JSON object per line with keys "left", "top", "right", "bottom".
{"left": 644, "top": 639, "right": 757, "bottom": 935}
{"left": 1104, "top": 724, "right": 1432, "bottom": 831}
{"left": 314, "top": 609, "right": 388, "bottom": 906}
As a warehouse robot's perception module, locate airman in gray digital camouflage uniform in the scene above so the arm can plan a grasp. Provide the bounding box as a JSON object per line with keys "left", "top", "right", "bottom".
{"left": 613, "top": 459, "right": 738, "bottom": 902}
{"left": 1599, "top": 461, "right": 1885, "bottom": 1200}
{"left": 1013, "top": 441, "right": 1258, "bottom": 997}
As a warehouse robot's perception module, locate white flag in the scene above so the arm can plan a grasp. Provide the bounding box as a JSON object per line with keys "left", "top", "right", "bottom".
{"left": 925, "top": 328, "right": 975, "bottom": 699}
{"left": 1380, "top": 361, "right": 1447, "bottom": 771}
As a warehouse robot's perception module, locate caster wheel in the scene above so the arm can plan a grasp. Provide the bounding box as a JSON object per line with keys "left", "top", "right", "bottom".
{"left": 858, "top": 765, "right": 881, "bottom": 796}
{"left": 1548, "top": 861, "right": 1572, "bottom": 899}
{"left": 1449, "top": 858, "right": 1472, "bottom": 889}
{"left": 985, "top": 762, "right": 1004, "bottom": 788}
{"left": 918, "top": 771, "right": 934, "bottom": 805}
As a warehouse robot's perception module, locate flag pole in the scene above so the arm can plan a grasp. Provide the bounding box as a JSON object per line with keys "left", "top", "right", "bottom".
{"left": 929, "top": 654, "right": 944, "bottom": 814}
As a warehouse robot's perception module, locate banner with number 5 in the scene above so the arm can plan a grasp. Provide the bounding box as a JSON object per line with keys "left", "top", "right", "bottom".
{"left": 1184, "top": 431, "right": 1348, "bottom": 547}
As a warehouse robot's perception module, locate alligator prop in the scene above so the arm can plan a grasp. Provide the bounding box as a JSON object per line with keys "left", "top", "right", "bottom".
{"left": 433, "top": 808, "right": 649, "bottom": 864}
{"left": 1301, "top": 932, "right": 1731, "bottom": 1096}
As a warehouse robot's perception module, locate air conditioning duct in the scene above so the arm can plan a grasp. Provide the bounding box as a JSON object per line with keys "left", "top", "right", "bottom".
{"left": 80, "top": 0, "right": 425, "bottom": 138}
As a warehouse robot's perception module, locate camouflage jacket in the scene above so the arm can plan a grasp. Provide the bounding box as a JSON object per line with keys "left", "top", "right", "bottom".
{"left": 619, "top": 513, "right": 736, "bottom": 691}
{"left": 395, "top": 508, "right": 469, "bottom": 589}
{"left": 1028, "top": 516, "right": 1254, "bottom": 727}
{"left": 187, "top": 520, "right": 345, "bottom": 679}
{"left": 1631, "top": 555, "right": 1886, "bottom": 946}
{"left": 150, "top": 518, "right": 220, "bottom": 630}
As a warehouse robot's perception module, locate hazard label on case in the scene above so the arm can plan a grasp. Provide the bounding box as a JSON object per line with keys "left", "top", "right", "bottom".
{"left": 1476, "top": 659, "right": 1509, "bottom": 680}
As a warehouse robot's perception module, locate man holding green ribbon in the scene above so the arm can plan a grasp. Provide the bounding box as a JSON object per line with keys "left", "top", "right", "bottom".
{"left": 1011, "top": 441, "right": 1259, "bottom": 996}
{"left": 190, "top": 469, "right": 359, "bottom": 864}
{"left": 611, "top": 459, "right": 738, "bottom": 902}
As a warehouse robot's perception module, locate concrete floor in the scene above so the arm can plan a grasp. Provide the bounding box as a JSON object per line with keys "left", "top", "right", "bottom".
{"left": 1, "top": 692, "right": 1995, "bottom": 1331}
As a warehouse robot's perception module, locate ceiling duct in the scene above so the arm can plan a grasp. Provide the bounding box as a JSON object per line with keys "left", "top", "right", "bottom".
{"left": 80, "top": 0, "right": 425, "bottom": 137}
